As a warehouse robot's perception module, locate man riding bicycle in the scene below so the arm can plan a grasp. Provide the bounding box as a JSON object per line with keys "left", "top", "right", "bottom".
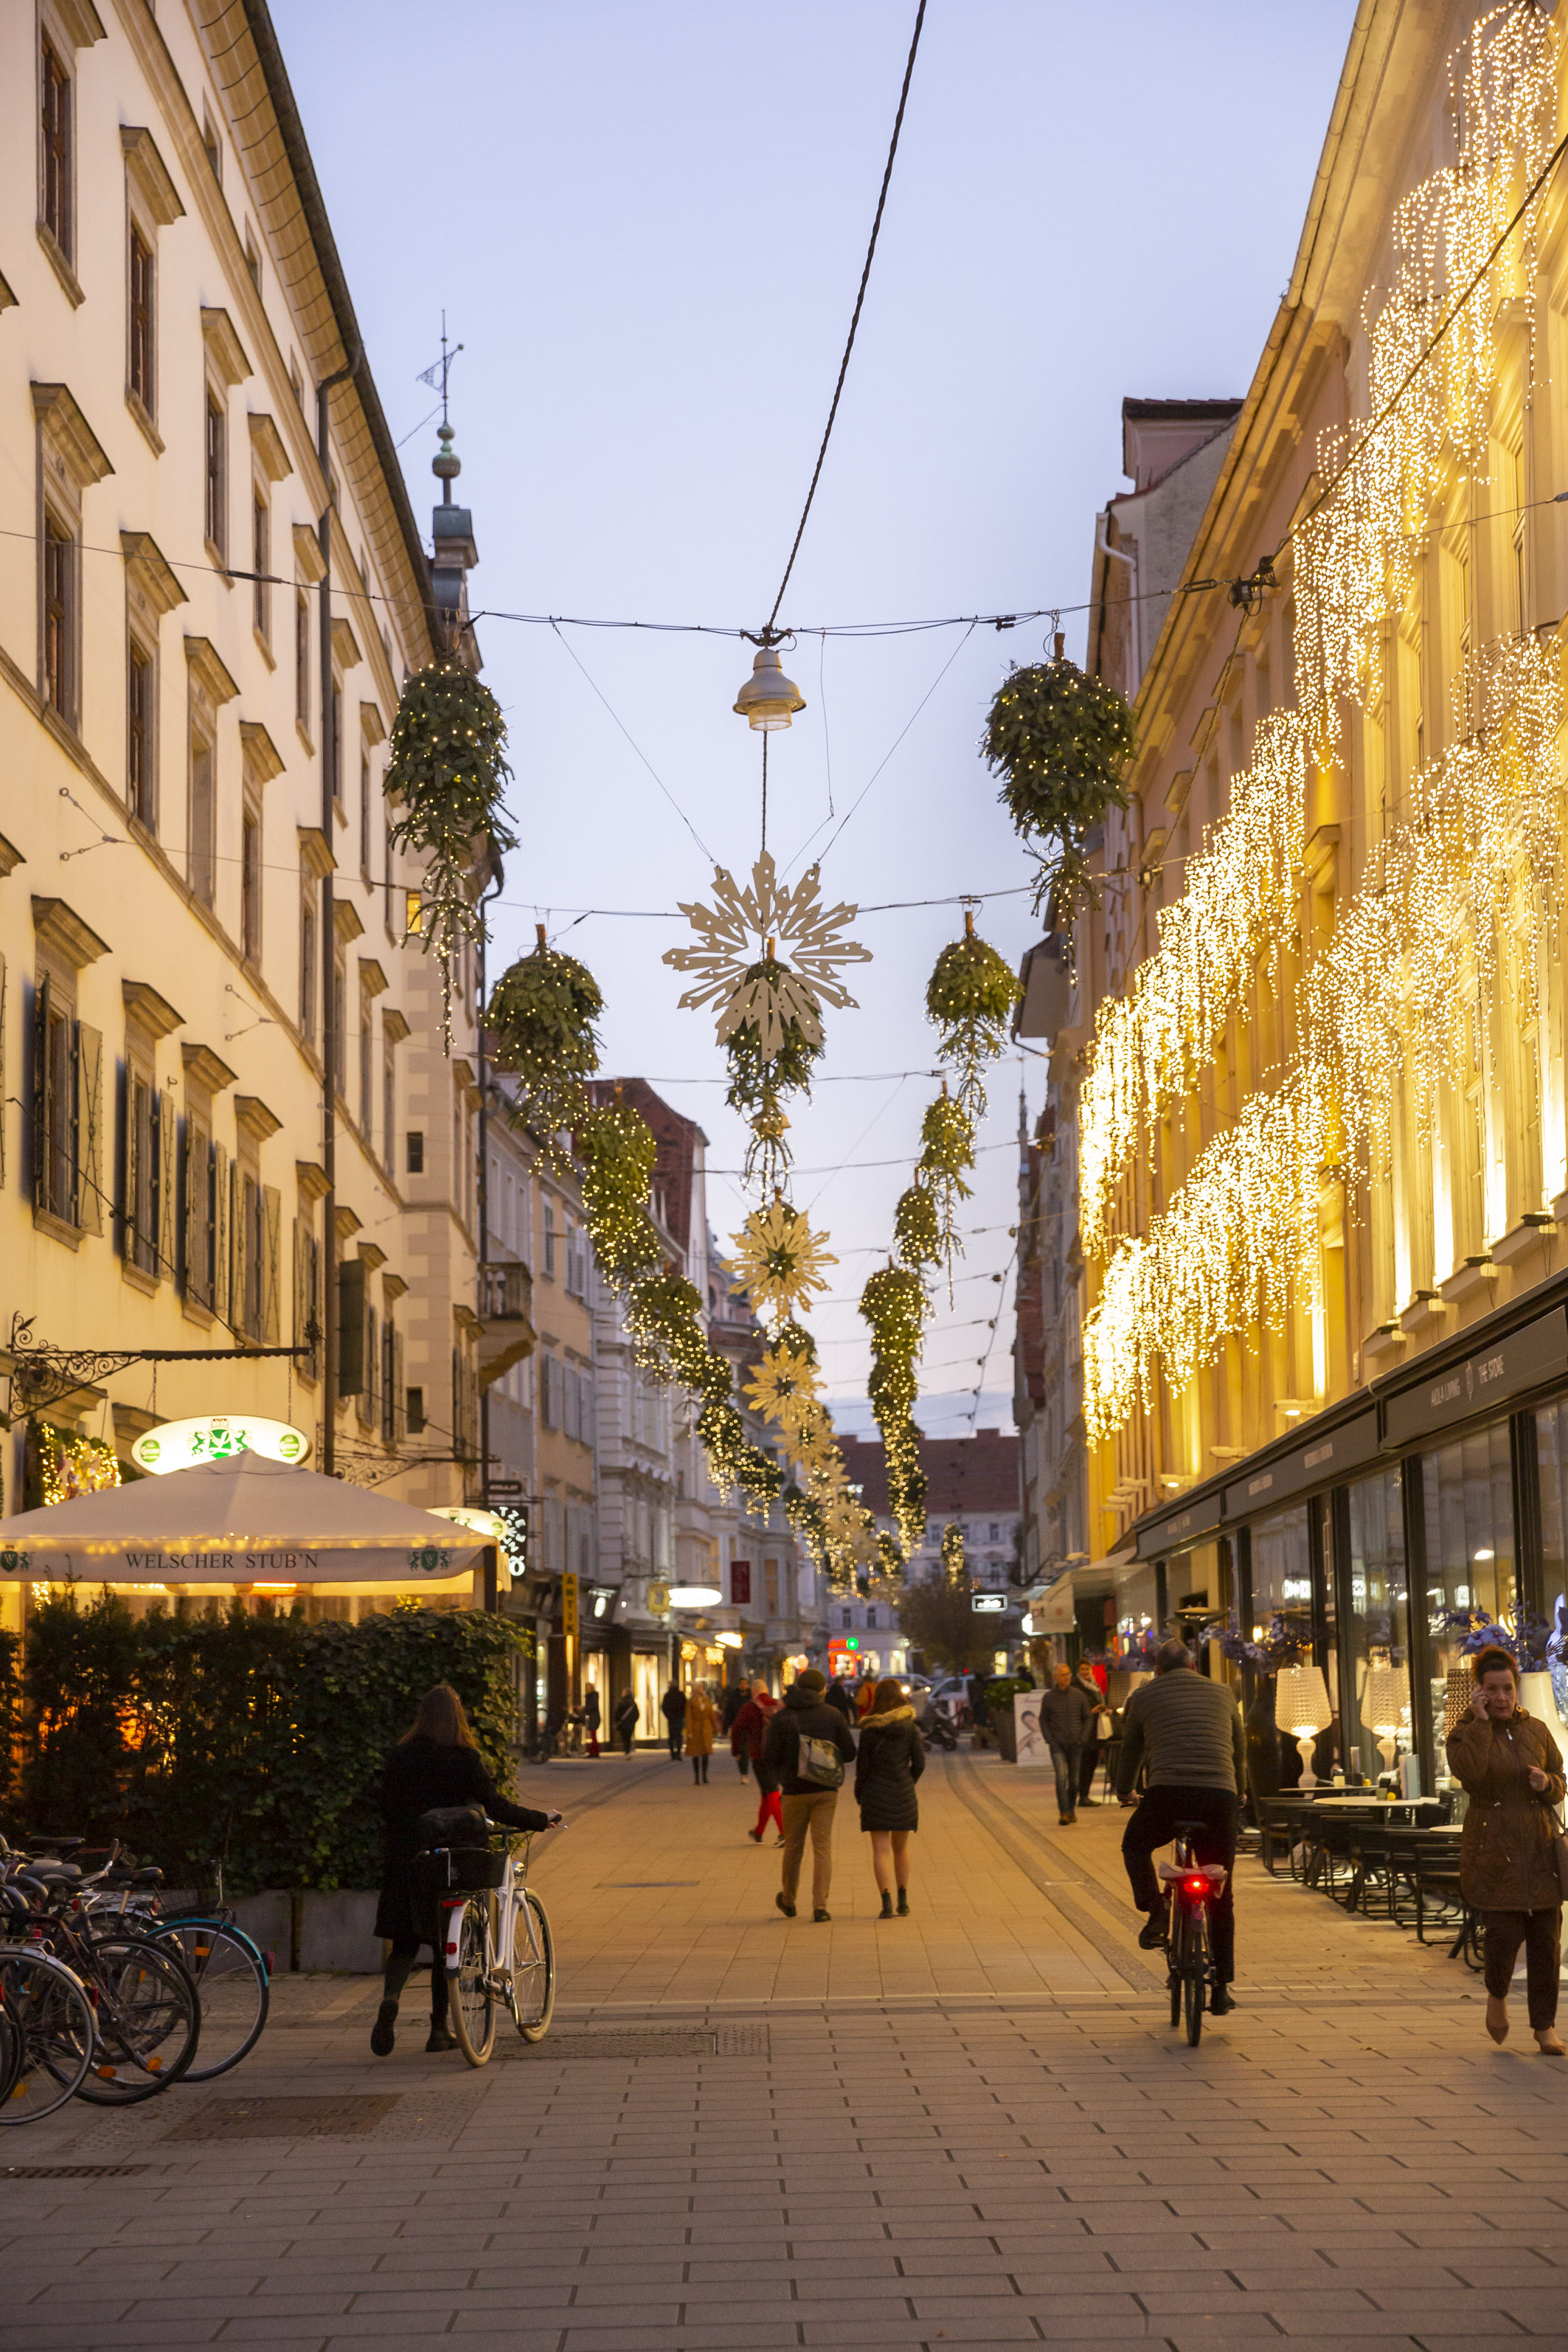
{"left": 1115, "top": 1637, "right": 1245, "bottom": 2015}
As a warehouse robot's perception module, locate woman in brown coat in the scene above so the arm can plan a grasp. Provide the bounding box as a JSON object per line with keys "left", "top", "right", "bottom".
{"left": 684, "top": 1683, "right": 718, "bottom": 1784}
{"left": 1446, "top": 1645, "right": 1567, "bottom": 2055}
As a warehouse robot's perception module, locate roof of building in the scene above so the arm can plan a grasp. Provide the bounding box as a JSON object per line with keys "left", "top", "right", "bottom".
{"left": 839, "top": 1429, "right": 1021, "bottom": 1519}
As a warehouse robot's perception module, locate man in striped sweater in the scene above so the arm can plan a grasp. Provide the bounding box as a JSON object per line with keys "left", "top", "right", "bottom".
{"left": 1116, "top": 1638, "right": 1246, "bottom": 2011}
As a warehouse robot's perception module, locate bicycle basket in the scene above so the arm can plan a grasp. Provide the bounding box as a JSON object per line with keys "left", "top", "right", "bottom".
{"left": 414, "top": 1845, "right": 504, "bottom": 1895}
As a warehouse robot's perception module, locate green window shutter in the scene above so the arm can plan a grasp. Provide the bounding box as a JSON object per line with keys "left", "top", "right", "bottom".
{"left": 213, "top": 1142, "right": 231, "bottom": 1323}
{"left": 156, "top": 1089, "right": 175, "bottom": 1278}
{"left": 338, "top": 1257, "right": 366, "bottom": 1395}
{"left": 262, "top": 1186, "right": 282, "bottom": 1344}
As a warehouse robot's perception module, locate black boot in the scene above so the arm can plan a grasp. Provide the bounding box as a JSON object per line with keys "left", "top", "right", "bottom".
{"left": 370, "top": 1999, "right": 398, "bottom": 2056}
{"left": 896, "top": 1887, "right": 909, "bottom": 1915}
{"left": 878, "top": 1889, "right": 894, "bottom": 1919}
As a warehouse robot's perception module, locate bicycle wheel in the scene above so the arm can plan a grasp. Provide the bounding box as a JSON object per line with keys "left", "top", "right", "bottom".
{"left": 448, "top": 1900, "right": 496, "bottom": 2067}
{"left": 1167, "top": 1902, "right": 1183, "bottom": 2030}
{"left": 1183, "top": 1911, "right": 1209, "bottom": 2047}
{"left": 512, "top": 1889, "right": 555, "bottom": 2043}
{"left": 153, "top": 1918, "right": 269, "bottom": 2081}
{"left": 74, "top": 1935, "right": 200, "bottom": 2103}
{"left": 0, "top": 1948, "right": 95, "bottom": 2125}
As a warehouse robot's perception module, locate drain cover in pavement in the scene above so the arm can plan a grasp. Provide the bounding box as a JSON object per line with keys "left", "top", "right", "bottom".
{"left": 164, "top": 2095, "right": 400, "bottom": 2141}
{"left": 504, "top": 2025, "right": 768, "bottom": 2060}
{"left": 3, "top": 2165, "right": 150, "bottom": 2179}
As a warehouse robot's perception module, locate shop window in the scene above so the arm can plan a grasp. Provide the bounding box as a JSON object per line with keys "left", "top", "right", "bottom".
{"left": 1345, "top": 1466, "right": 1409, "bottom": 1784}
{"left": 1423, "top": 1420, "right": 1515, "bottom": 1790}
{"left": 1532, "top": 1401, "right": 1568, "bottom": 1745}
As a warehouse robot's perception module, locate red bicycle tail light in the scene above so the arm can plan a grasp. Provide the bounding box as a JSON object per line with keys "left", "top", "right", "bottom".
{"left": 1185, "top": 1877, "right": 1208, "bottom": 1897}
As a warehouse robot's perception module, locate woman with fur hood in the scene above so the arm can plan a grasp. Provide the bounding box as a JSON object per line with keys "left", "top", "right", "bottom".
{"left": 855, "top": 1676, "right": 926, "bottom": 1918}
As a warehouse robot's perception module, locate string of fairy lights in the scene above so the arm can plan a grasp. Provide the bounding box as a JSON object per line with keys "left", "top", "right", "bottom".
{"left": 1079, "top": 5, "right": 1567, "bottom": 1444}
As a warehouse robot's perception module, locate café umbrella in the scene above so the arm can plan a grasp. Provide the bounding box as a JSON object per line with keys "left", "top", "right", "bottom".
{"left": 0, "top": 1451, "right": 487, "bottom": 1589}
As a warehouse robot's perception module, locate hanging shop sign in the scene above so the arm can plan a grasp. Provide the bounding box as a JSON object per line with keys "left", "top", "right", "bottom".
{"left": 562, "top": 1570, "right": 579, "bottom": 1639}
{"left": 428, "top": 1505, "right": 514, "bottom": 1586}
{"left": 131, "top": 1415, "right": 311, "bottom": 1476}
{"left": 971, "top": 1592, "right": 1007, "bottom": 1614}
{"left": 1383, "top": 1305, "right": 1568, "bottom": 1449}
{"left": 1222, "top": 1409, "right": 1378, "bottom": 1526}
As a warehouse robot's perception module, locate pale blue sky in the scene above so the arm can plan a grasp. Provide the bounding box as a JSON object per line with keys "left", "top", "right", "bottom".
{"left": 271, "top": 0, "right": 1358, "bottom": 1432}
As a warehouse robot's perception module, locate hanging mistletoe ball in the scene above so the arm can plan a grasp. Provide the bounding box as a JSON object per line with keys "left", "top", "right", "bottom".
{"left": 926, "top": 930, "right": 1021, "bottom": 1060}
{"left": 982, "top": 657, "right": 1134, "bottom": 920}
{"left": 575, "top": 1100, "right": 662, "bottom": 1286}
{"left": 488, "top": 941, "right": 603, "bottom": 1128}
{"left": 724, "top": 968, "right": 824, "bottom": 1114}
{"left": 918, "top": 1093, "right": 976, "bottom": 1185}
{"left": 892, "top": 1180, "right": 942, "bottom": 1270}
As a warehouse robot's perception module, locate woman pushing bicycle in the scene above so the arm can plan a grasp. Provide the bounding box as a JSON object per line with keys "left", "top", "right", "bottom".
{"left": 372, "top": 1684, "right": 563, "bottom": 2056}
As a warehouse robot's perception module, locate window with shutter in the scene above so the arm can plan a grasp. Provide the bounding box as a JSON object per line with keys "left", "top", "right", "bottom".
{"left": 74, "top": 1021, "right": 101, "bottom": 1234}
{"left": 392, "top": 1326, "right": 406, "bottom": 1441}
{"left": 361, "top": 1305, "right": 378, "bottom": 1426}
{"left": 338, "top": 1259, "right": 367, "bottom": 1395}
{"left": 213, "top": 1142, "right": 230, "bottom": 1321}
{"left": 156, "top": 1087, "right": 175, "bottom": 1280}
{"left": 381, "top": 1319, "right": 397, "bottom": 1443}
{"left": 262, "top": 1186, "right": 281, "bottom": 1342}
{"left": 563, "top": 1365, "right": 579, "bottom": 1443}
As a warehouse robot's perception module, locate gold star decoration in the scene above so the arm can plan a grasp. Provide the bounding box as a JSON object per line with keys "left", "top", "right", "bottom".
{"left": 743, "top": 1341, "right": 820, "bottom": 1434}
{"left": 729, "top": 1198, "right": 836, "bottom": 1324}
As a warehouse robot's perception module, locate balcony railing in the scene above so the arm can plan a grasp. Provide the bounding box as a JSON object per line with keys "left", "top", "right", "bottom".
{"left": 480, "top": 1260, "right": 533, "bottom": 1321}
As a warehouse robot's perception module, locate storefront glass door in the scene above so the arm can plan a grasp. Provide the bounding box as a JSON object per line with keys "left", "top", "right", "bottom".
{"left": 1531, "top": 1400, "right": 1568, "bottom": 1740}
{"left": 1421, "top": 1420, "right": 1514, "bottom": 1788}
{"left": 1345, "top": 1465, "right": 1409, "bottom": 1783}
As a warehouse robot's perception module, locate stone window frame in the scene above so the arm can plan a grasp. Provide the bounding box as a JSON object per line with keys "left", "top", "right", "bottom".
{"left": 37, "top": 1, "right": 103, "bottom": 303}
{"left": 31, "top": 894, "right": 108, "bottom": 1250}
{"left": 179, "top": 1041, "right": 233, "bottom": 1322}
{"left": 33, "top": 384, "right": 111, "bottom": 737}
{"left": 231, "top": 1094, "right": 282, "bottom": 1347}
{"left": 297, "top": 823, "right": 331, "bottom": 1054}
{"left": 121, "top": 532, "right": 184, "bottom": 838}
{"left": 359, "top": 694, "right": 386, "bottom": 881}
{"left": 120, "top": 128, "right": 181, "bottom": 446}
{"left": 247, "top": 414, "right": 290, "bottom": 662}
{"left": 119, "top": 979, "right": 181, "bottom": 1292}
{"left": 237, "top": 723, "right": 282, "bottom": 976}
{"left": 184, "top": 636, "right": 237, "bottom": 912}
{"left": 357, "top": 953, "right": 387, "bottom": 1144}
{"left": 292, "top": 522, "right": 323, "bottom": 752}
{"left": 382, "top": 1005, "right": 408, "bottom": 1179}
{"left": 198, "top": 309, "right": 250, "bottom": 575}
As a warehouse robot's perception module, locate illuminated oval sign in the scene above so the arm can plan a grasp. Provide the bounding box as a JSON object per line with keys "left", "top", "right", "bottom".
{"left": 131, "top": 1416, "right": 312, "bottom": 1476}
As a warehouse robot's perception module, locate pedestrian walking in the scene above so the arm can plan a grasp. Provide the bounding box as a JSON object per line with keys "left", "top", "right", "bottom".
{"left": 824, "top": 1674, "right": 856, "bottom": 1724}
{"left": 762, "top": 1666, "right": 857, "bottom": 1921}
{"left": 721, "top": 1679, "right": 749, "bottom": 1774}
{"left": 856, "top": 1675, "right": 878, "bottom": 1721}
{"left": 661, "top": 1681, "right": 687, "bottom": 1760}
{"left": 855, "top": 1675, "right": 925, "bottom": 1918}
{"left": 612, "top": 1689, "right": 639, "bottom": 1755}
{"left": 1074, "top": 1661, "right": 1105, "bottom": 1805}
{"left": 371, "top": 1684, "right": 560, "bottom": 2058}
{"left": 685, "top": 1682, "right": 717, "bottom": 1783}
{"left": 582, "top": 1686, "right": 601, "bottom": 1758}
{"left": 1446, "top": 1645, "right": 1567, "bottom": 2056}
{"left": 1040, "top": 1662, "right": 1096, "bottom": 1825}
{"left": 732, "top": 1677, "right": 782, "bottom": 1842}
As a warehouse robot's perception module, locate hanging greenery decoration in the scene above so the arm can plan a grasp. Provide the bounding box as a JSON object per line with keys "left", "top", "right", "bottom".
{"left": 917, "top": 1087, "right": 976, "bottom": 1287}
{"left": 876, "top": 1532, "right": 906, "bottom": 1585}
{"left": 573, "top": 1100, "right": 664, "bottom": 1287}
{"left": 488, "top": 932, "right": 603, "bottom": 1137}
{"left": 982, "top": 654, "right": 1134, "bottom": 926}
{"left": 859, "top": 1264, "right": 928, "bottom": 1557}
{"left": 940, "top": 1521, "right": 967, "bottom": 1584}
{"left": 385, "top": 661, "right": 517, "bottom": 1043}
{"left": 724, "top": 961, "right": 826, "bottom": 1192}
{"left": 696, "top": 1398, "right": 783, "bottom": 1507}
{"left": 926, "top": 913, "right": 1022, "bottom": 1119}
{"left": 892, "top": 1178, "right": 942, "bottom": 1271}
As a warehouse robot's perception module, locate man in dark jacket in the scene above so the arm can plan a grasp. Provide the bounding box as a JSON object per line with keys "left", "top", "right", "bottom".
{"left": 824, "top": 1676, "right": 856, "bottom": 1724}
{"left": 661, "top": 1682, "right": 687, "bottom": 1760}
{"left": 1041, "top": 1663, "right": 1097, "bottom": 1826}
{"left": 612, "top": 1690, "right": 639, "bottom": 1755}
{"left": 761, "top": 1668, "right": 858, "bottom": 1921}
{"left": 1116, "top": 1637, "right": 1246, "bottom": 2006}
{"left": 721, "top": 1678, "right": 749, "bottom": 1773}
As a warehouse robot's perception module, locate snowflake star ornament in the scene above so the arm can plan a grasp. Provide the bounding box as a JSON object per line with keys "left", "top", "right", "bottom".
{"left": 664, "top": 853, "right": 870, "bottom": 1058}
{"left": 730, "top": 1198, "right": 836, "bottom": 1323}
{"left": 744, "top": 1341, "right": 820, "bottom": 1434}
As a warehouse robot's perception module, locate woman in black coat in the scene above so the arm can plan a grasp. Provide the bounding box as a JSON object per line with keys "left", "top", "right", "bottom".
{"left": 372, "top": 1684, "right": 561, "bottom": 2057}
{"left": 855, "top": 1676, "right": 925, "bottom": 1919}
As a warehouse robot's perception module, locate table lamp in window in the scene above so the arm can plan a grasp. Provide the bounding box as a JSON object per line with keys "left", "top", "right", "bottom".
{"left": 1443, "top": 1659, "right": 1477, "bottom": 1734}
{"left": 1274, "top": 1662, "right": 1332, "bottom": 1791}
{"left": 1361, "top": 1662, "right": 1410, "bottom": 1780}
{"left": 1517, "top": 1669, "right": 1558, "bottom": 1730}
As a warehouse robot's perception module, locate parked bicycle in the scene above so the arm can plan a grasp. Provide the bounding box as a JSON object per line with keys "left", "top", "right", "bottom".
{"left": 79, "top": 1854, "right": 269, "bottom": 2082}
{"left": 1159, "top": 1822, "right": 1228, "bottom": 2047}
{"left": 419, "top": 1819, "right": 558, "bottom": 2066}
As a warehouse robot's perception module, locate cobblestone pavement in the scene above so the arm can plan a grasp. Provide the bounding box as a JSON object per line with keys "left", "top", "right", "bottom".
{"left": 5, "top": 1748, "right": 1568, "bottom": 2351}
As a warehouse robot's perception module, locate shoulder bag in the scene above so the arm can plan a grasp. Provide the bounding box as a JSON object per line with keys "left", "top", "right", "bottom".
{"left": 799, "top": 1733, "right": 844, "bottom": 1790}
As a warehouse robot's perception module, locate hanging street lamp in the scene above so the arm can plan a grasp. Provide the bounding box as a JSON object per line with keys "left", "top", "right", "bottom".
{"left": 733, "top": 645, "right": 806, "bottom": 732}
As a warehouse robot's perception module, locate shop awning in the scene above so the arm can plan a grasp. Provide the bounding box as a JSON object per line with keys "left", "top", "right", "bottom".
{"left": 0, "top": 1452, "right": 486, "bottom": 1588}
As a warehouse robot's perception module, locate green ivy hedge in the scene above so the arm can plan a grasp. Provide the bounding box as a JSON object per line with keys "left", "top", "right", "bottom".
{"left": 8, "top": 1592, "right": 528, "bottom": 1896}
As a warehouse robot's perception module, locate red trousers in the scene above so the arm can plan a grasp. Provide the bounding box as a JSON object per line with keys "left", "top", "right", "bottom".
{"left": 755, "top": 1786, "right": 783, "bottom": 1838}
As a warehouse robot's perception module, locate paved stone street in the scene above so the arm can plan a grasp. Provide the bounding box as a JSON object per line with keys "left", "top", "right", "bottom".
{"left": 6, "top": 1749, "right": 1568, "bottom": 2351}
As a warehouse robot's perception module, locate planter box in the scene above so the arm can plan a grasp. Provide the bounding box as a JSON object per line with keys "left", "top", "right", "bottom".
{"left": 231, "top": 1889, "right": 383, "bottom": 1973}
